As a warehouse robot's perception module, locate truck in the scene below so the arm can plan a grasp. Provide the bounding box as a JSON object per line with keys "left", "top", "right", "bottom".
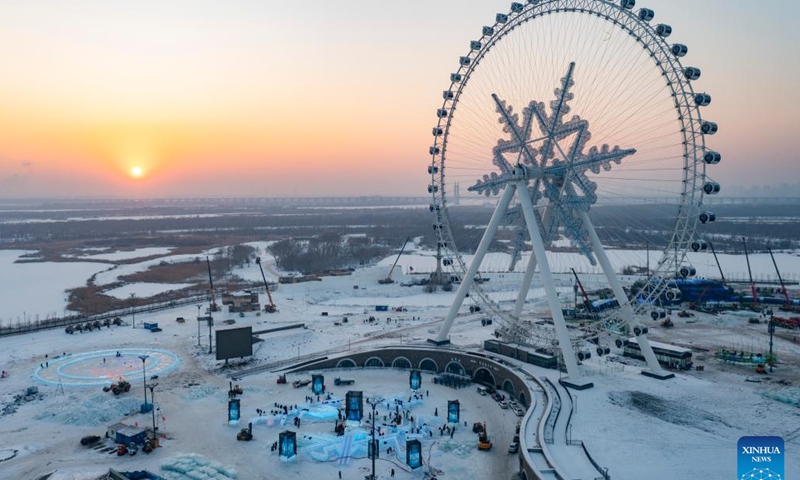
{"left": 334, "top": 377, "right": 355, "bottom": 386}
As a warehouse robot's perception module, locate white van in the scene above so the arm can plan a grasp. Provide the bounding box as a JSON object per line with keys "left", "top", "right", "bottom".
{"left": 477, "top": 386, "right": 488, "bottom": 396}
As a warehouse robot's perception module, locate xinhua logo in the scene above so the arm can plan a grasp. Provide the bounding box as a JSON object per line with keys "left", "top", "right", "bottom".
{"left": 738, "top": 436, "right": 784, "bottom": 480}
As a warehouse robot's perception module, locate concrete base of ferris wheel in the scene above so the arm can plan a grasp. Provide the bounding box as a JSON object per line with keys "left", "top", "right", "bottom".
{"left": 427, "top": 338, "right": 451, "bottom": 346}
{"left": 641, "top": 369, "right": 675, "bottom": 380}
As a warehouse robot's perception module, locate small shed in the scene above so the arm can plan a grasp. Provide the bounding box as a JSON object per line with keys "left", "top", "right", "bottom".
{"left": 107, "top": 423, "right": 147, "bottom": 445}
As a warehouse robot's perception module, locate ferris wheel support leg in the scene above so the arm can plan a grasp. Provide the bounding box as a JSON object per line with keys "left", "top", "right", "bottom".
{"left": 513, "top": 253, "right": 538, "bottom": 319}
{"left": 429, "top": 184, "right": 518, "bottom": 345}
{"left": 577, "top": 210, "right": 671, "bottom": 379}
{"left": 516, "top": 181, "right": 585, "bottom": 383}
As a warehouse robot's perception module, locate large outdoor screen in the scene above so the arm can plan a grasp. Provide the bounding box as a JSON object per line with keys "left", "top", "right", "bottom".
{"left": 215, "top": 326, "right": 253, "bottom": 360}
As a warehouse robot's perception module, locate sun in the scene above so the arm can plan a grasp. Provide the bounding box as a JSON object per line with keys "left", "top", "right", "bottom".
{"left": 130, "top": 166, "right": 143, "bottom": 178}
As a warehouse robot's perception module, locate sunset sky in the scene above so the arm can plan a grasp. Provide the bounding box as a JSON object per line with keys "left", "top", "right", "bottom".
{"left": 0, "top": 0, "right": 797, "bottom": 198}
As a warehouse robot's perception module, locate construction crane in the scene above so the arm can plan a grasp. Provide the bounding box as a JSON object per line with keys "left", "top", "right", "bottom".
{"left": 709, "top": 242, "right": 726, "bottom": 284}
{"left": 206, "top": 256, "right": 220, "bottom": 312}
{"left": 379, "top": 237, "right": 411, "bottom": 284}
{"left": 256, "top": 257, "right": 277, "bottom": 313}
{"left": 571, "top": 268, "right": 591, "bottom": 310}
{"left": 742, "top": 238, "right": 757, "bottom": 309}
{"left": 767, "top": 247, "right": 791, "bottom": 307}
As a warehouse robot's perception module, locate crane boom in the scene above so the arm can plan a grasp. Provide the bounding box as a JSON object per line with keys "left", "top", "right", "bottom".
{"left": 570, "top": 268, "right": 591, "bottom": 308}
{"left": 709, "top": 242, "right": 726, "bottom": 284}
{"left": 767, "top": 247, "right": 791, "bottom": 307}
{"left": 256, "top": 257, "right": 277, "bottom": 313}
{"left": 742, "top": 238, "right": 757, "bottom": 308}
{"left": 206, "top": 256, "right": 219, "bottom": 312}
{"left": 379, "top": 237, "right": 411, "bottom": 284}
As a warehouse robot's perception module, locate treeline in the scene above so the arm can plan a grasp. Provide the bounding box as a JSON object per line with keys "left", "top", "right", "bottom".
{"left": 268, "top": 233, "right": 390, "bottom": 274}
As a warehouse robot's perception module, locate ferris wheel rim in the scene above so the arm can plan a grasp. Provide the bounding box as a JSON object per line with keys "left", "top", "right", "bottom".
{"left": 427, "top": 0, "right": 719, "bottom": 337}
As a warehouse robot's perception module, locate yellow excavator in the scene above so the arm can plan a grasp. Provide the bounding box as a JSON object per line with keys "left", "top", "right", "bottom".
{"left": 477, "top": 422, "right": 492, "bottom": 450}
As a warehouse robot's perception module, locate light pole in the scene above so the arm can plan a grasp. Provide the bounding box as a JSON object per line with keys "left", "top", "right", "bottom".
{"left": 567, "top": 423, "right": 572, "bottom": 444}
{"left": 130, "top": 293, "right": 136, "bottom": 328}
{"left": 148, "top": 382, "right": 159, "bottom": 439}
{"left": 207, "top": 316, "right": 213, "bottom": 355}
{"left": 139, "top": 355, "right": 149, "bottom": 409}
{"left": 366, "top": 396, "right": 384, "bottom": 480}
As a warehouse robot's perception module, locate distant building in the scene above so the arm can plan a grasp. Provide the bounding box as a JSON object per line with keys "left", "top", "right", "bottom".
{"left": 222, "top": 291, "right": 260, "bottom": 313}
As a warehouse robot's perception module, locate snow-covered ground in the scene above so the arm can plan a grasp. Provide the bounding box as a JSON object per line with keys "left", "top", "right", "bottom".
{"left": 1, "top": 248, "right": 800, "bottom": 479}
{"left": 4, "top": 244, "right": 800, "bottom": 324}
{"left": 105, "top": 283, "right": 196, "bottom": 300}
{"left": 0, "top": 251, "right": 108, "bottom": 322}
{"left": 76, "top": 248, "right": 175, "bottom": 262}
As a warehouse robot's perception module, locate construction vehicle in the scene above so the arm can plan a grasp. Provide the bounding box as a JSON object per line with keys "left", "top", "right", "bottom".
{"left": 755, "top": 364, "right": 767, "bottom": 374}
{"left": 237, "top": 422, "right": 253, "bottom": 441}
{"left": 229, "top": 382, "right": 243, "bottom": 396}
{"left": 334, "top": 377, "right": 354, "bottom": 386}
{"left": 571, "top": 268, "right": 592, "bottom": 310}
{"left": 256, "top": 257, "right": 278, "bottom": 313}
{"left": 661, "top": 317, "right": 674, "bottom": 328}
{"left": 677, "top": 310, "right": 694, "bottom": 318}
{"left": 117, "top": 444, "right": 128, "bottom": 456}
{"left": 477, "top": 422, "right": 492, "bottom": 450}
{"left": 709, "top": 242, "right": 727, "bottom": 285}
{"left": 65, "top": 325, "right": 74, "bottom": 334}
{"left": 472, "top": 422, "right": 484, "bottom": 434}
{"left": 277, "top": 374, "right": 287, "bottom": 384}
{"left": 379, "top": 237, "right": 411, "bottom": 284}
{"left": 292, "top": 379, "right": 311, "bottom": 388}
{"left": 772, "top": 316, "right": 800, "bottom": 329}
{"left": 768, "top": 247, "right": 792, "bottom": 308}
{"left": 206, "top": 256, "right": 220, "bottom": 312}
{"left": 103, "top": 379, "right": 132, "bottom": 395}
{"left": 80, "top": 435, "right": 101, "bottom": 446}
{"left": 142, "top": 439, "right": 153, "bottom": 454}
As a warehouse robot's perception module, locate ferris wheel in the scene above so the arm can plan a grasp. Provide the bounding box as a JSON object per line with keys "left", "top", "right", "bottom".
{"left": 427, "top": 0, "right": 720, "bottom": 380}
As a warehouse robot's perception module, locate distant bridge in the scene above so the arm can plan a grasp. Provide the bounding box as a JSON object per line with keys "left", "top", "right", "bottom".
{"left": 4, "top": 195, "right": 800, "bottom": 208}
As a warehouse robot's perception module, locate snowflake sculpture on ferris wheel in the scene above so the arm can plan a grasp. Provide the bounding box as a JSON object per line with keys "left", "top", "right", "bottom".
{"left": 468, "top": 62, "right": 635, "bottom": 271}
{"left": 741, "top": 468, "right": 782, "bottom": 480}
